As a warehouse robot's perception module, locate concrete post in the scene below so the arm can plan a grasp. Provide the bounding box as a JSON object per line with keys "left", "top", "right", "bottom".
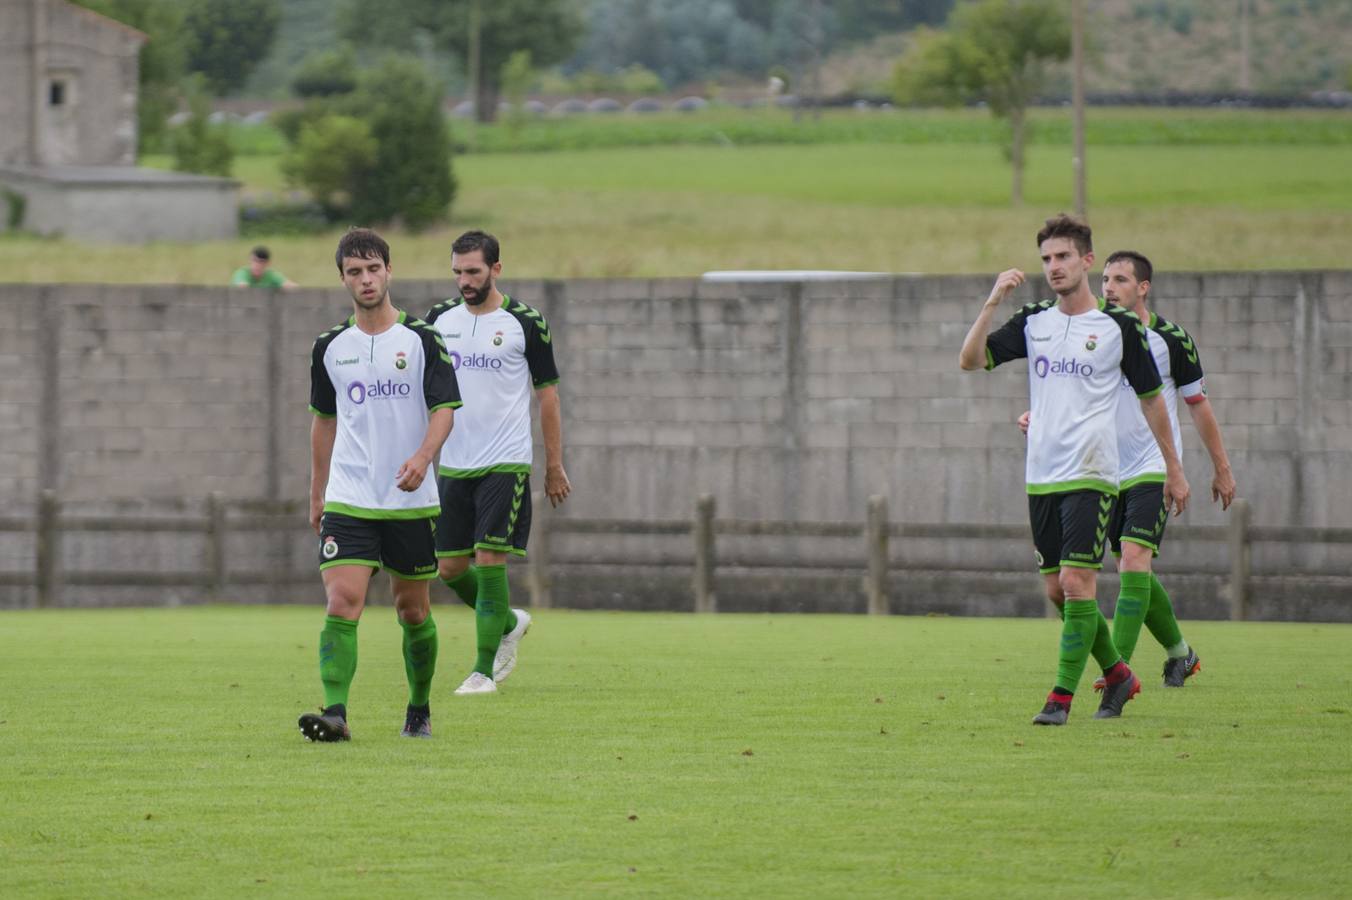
{"left": 865, "top": 495, "right": 889, "bottom": 615}
{"left": 36, "top": 488, "right": 58, "bottom": 608}
{"left": 526, "top": 491, "right": 553, "bottom": 609}
{"left": 1228, "top": 498, "right": 1252, "bottom": 620}
{"left": 693, "top": 494, "right": 716, "bottom": 613}
{"left": 205, "top": 491, "right": 226, "bottom": 599}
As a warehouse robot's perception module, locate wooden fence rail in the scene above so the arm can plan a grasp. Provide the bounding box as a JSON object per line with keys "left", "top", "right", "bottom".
{"left": 2, "top": 491, "right": 1348, "bottom": 619}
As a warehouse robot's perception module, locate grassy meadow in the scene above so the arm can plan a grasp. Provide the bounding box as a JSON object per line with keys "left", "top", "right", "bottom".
{"left": 2, "top": 606, "right": 1350, "bottom": 897}
{"left": 2, "top": 107, "right": 1350, "bottom": 282}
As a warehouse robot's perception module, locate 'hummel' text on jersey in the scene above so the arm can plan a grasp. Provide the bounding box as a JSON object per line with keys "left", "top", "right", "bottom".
{"left": 425, "top": 294, "right": 559, "bottom": 477}
{"left": 309, "top": 311, "right": 461, "bottom": 518}
{"left": 985, "top": 298, "right": 1162, "bottom": 495}
{"left": 1117, "top": 310, "right": 1206, "bottom": 488}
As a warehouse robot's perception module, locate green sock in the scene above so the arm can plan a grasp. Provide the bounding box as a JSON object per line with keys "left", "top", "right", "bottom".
{"left": 1091, "top": 607, "right": 1121, "bottom": 670}
{"left": 401, "top": 615, "right": 438, "bottom": 707}
{"left": 1111, "top": 571, "right": 1153, "bottom": 664}
{"left": 319, "top": 615, "right": 358, "bottom": 709}
{"left": 1143, "top": 572, "right": 1187, "bottom": 653}
{"left": 443, "top": 567, "right": 478, "bottom": 610}
{"left": 1056, "top": 599, "right": 1099, "bottom": 694}
{"left": 474, "top": 564, "right": 509, "bottom": 676}
{"left": 443, "top": 566, "right": 517, "bottom": 634}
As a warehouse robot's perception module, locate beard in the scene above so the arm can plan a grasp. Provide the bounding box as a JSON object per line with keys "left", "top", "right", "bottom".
{"left": 462, "top": 278, "right": 493, "bottom": 306}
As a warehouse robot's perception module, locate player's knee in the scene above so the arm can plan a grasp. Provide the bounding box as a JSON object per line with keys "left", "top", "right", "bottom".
{"left": 474, "top": 549, "right": 508, "bottom": 568}
{"left": 1058, "top": 567, "right": 1095, "bottom": 599}
{"left": 1119, "top": 542, "right": 1152, "bottom": 572}
{"left": 438, "top": 556, "right": 469, "bottom": 581}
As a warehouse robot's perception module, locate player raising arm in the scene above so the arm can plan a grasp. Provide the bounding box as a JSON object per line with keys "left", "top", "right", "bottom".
{"left": 959, "top": 214, "right": 1188, "bottom": 726}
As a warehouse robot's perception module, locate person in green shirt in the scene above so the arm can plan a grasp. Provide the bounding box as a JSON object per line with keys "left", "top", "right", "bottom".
{"left": 231, "top": 245, "right": 297, "bottom": 289}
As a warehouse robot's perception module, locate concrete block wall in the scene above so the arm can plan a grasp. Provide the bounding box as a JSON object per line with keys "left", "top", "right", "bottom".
{"left": 0, "top": 272, "right": 1348, "bottom": 612}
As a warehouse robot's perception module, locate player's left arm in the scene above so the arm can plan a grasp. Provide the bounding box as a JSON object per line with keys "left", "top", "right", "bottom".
{"left": 396, "top": 407, "right": 453, "bottom": 492}
{"left": 536, "top": 383, "right": 570, "bottom": 507}
{"left": 396, "top": 325, "right": 461, "bottom": 491}
{"left": 519, "top": 302, "right": 570, "bottom": 507}
{"left": 1185, "top": 396, "right": 1235, "bottom": 510}
{"left": 1166, "top": 322, "right": 1237, "bottom": 511}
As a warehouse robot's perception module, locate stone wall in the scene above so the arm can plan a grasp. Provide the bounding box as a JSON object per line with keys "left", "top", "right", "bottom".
{"left": 0, "top": 272, "right": 1348, "bottom": 615}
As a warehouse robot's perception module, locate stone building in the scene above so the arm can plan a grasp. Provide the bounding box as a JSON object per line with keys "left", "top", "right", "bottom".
{"left": 0, "top": 0, "right": 237, "bottom": 241}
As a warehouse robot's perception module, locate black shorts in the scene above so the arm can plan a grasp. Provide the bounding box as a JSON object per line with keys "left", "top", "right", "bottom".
{"left": 1109, "top": 481, "right": 1168, "bottom": 556}
{"left": 318, "top": 512, "right": 439, "bottom": 580}
{"left": 1028, "top": 489, "right": 1115, "bottom": 573}
{"left": 435, "top": 470, "right": 531, "bottom": 557}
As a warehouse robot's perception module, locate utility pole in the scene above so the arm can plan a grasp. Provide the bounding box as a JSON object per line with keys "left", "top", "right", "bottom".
{"left": 1071, "top": 0, "right": 1087, "bottom": 219}
{"left": 1238, "top": 0, "right": 1251, "bottom": 92}
{"left": 468, "top": 0, "right": 482, "bottom": 121}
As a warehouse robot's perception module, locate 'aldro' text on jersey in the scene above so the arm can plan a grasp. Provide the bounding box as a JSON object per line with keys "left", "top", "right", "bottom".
{"left": 425, "top": 294, "right": 559, "bottom": 477}
{"left": 985, "top": 298, "right": 1162, "bottom": 496}
{"left": 309, "top": 312, "right": 461, "bottom": 517}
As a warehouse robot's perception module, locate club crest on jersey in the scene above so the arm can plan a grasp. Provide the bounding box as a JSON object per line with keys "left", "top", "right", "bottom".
{"left": 1085, "top": 334, "right": 1098, "bottom": 351}
{"left": 394, "top": 351, "right": 407, "bottom": 370}
{"left": 492, "top": 331, "right": 504, "bottom": 347}
{"left": 322, "top": 537, "right": 339, "bottom": 559}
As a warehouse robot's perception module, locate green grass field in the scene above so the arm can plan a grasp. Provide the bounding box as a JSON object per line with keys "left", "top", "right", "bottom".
{"left": 3, "top": 107, "right": 1351, "bottom": 282}
{"left": 3, "top": 606, "right": 1350, "bottom": 897}
{"left": 3, "top": 142, "right": 1351, "bottom": 284}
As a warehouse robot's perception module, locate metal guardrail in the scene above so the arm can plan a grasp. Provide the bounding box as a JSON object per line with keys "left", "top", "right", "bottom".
{"left": 1, "top": 490, "right": 1344, "bottom": 620}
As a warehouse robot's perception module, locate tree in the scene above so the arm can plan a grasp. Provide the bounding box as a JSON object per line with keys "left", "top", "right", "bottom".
{"left": 291, "top": 47, "right": 360, "bottom": 99}
{"left": 892, "top": 0, "right": 1070, "bottom": 204}
{"left": 347, "top": 57, "right": 456, "bottom": 229}
{"left": 182, "top": 0, "right": 281, "bottom": 95}
{"left": 336, "top": 0, "right": 583, "bottom": 123}
{"left": 170, "top": 75, "right": 233, "bottom": 176}
{"left": 280, "top": 115, "right": 377, "bottom": 216}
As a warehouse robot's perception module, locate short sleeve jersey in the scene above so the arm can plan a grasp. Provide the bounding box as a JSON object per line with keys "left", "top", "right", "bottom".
{"left": 232, "top": 267, "right": 287, "bottom": 288}
{"left": 425, "top": 294, "right": 559, "bottom": 477}
{"left": 985, "top": 298, "right": 1162, "bottom": 496}
{"left": 1117, "top": 311, "right": 1207, "bottom": 488}
{"left": 309, "top": 311, "right": 461, "bottom": 518}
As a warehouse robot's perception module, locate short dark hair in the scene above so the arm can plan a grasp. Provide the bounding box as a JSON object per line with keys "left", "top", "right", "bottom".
{"left": 1036, "top": 214, "right": 1093, "bottom": 256}
{"left": 335, "top": 227, "right": 390, "bottom": 273}
{"left": 251, "top": 245, "right": 271, "bottom": 261}
{"left": 451, "top": 230, "right": 500, "bottom": 266}
{"left": 1104, "top": 250, "right": 1153, "bottom": 284}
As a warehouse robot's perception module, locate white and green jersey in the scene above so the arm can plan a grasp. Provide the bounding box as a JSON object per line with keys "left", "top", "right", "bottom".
{"left": 1117, "top": 310, "right": 1207, "bottom": 489}
{"left": 425, "top": 294, "right": 559, "bottom": 478}
{"left": 309, "top": 311, "right": 461, "bottom": 518}
{"left": 985, "top": 297, "right": 1162, "bottom": 496}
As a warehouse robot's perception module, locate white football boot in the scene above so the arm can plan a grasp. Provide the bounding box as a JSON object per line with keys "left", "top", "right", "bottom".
{"left": 492, "top": 609, "right": 532, "bottom": 684}
{"left": 453, "top": 672, "right": 498, "bottom": 695}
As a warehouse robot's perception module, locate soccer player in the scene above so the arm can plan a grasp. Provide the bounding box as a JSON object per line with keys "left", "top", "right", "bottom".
{"left": 1097, "top": 251, "right": 1234, "bottom": 686}
{"left": 298, "top": 228, "right": 460, "bottom": 742}
{"left": 425, "top": 230, "right": 570, "bottom": 696}
{"left": 958, "top": 215, "right": 1190, "bottom": 726}
{"left": 1020, "top": 252, "right": 1236, "bottom": 690}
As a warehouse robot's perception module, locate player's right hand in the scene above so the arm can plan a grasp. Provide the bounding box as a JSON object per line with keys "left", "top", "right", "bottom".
{"left": 986, "top": 269, "right": 1025, "bottom": 307}
{"left": 1017, "top": 410, "right": 1031, "bottom": 436}
{"left": 309, "top": 497, "right": 323, "bottom": 535}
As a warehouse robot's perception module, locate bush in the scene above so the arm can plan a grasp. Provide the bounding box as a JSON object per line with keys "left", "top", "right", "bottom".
{"left": 280, "top": 115, "right": 378, "bottom": 217}
{"left": 238, "top": 198, "right": 330, "bottom": 237}
{"left": 292, "top": 47, "right": 360, "bottom": 98}
{"left": 344, "top": 57, "right": 456, "bottom": 230}
{"left": 170, "top": 78, "right": 233, "bottom": 177}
